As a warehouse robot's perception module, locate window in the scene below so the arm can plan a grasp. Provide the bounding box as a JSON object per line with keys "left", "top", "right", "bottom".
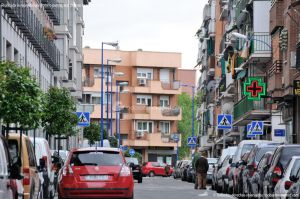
{"left": 160, "top": 96, "right": 169, "bottom": 107}
{"left": 136, "top": 95, "right": 152, "bottom": 106}
{"left": 26, "top": 139, "right": 36, "bottom": 167}
{"left": 159, "top": 122, "right": 170, "bottom": 134}
{"left": 136, "top": 121, "right": 153, "bottom": 133}
{"left": 91, "top": 93, "right": 111, "bottom": 104}
{"left": 94, "top": 66, "right": 111, "bottom": 78}
{"left": 137, "top": 68, "right": 153, "bottom": 80}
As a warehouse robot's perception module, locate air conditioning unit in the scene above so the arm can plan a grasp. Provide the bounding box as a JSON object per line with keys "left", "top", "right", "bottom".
{"left": 136, "top": 131, "right": 144, "bottom": 138}
{"left": 138, "top": 78, "right": 147, "bottom": 86}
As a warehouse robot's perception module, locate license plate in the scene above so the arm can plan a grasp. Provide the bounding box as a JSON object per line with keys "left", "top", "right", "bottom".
{"left": 85, "top": 175, "right": 109, "bottom": 181}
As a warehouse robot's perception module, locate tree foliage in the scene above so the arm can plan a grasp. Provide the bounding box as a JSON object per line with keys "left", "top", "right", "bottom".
{"left": 178, "top": 92, "right": 199, "bottom": 159}
{"left": 83, "top": 122, "right": 109, "bottom": 145}
{"left": 0, "top": 61, "right": 43, "bottom": 129}
{"left": 42, "top": 87, "right": 78, "bottom": 136}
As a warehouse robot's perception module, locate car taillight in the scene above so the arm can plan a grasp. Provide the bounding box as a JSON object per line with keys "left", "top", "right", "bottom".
{"left": 226, "top": 166, "right": 230, "bottom": 176}
{"left": 274, "top": 166, "right": 282, "bottom": 176}
{"left": 285, "top": 181, "right": 293, "bottom": 190}
{"left": 120, "top": 165, "right": 131, "bottom": 177}
{"left": 62, "top": 165, "right": 73, "bottom": 176}
{"left": 23, "top": 167, "right": 30, "bottom": 186}
{"left": 42, "top": 156, "right": 48, "bottom": 164}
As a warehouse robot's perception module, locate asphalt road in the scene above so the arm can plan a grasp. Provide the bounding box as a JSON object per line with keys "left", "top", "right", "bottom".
{"left": 55, "top": 177, "right": 236, "bottom": 199}
{"left": 135, "top": 177, "right": 236, "bottom": 199}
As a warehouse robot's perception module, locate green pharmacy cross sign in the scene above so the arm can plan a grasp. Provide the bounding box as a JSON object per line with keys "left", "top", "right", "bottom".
{"left": 243, "top": 77, "right": 266, "bottom": 100}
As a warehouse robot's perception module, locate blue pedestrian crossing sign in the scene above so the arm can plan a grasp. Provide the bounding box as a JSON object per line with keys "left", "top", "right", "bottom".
{"left": 129, "top": 149, "right": 135, "bottom": 157}
{"left": 247, "top": 124, "right": 256, "bottom": 138}
{"left": 217, "top": 114, "right": 232, "bottom": 129}
{"left": 251, "top": 121, "right": 264, "bottom": 135}
{"left": 173, "top": 134, "right": 179, "bottom": 142}
{"left": 76, "top": 112, "right": 90, "bottom": 127}
{"left": 187, "top": 137, "right": 197, "bottom": 148}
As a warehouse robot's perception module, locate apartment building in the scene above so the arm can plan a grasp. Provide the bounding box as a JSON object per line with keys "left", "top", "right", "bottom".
{"left": 82, "top": 48, "right": 182, "bottom": 165}
{"left": 178, "top": 68, "right": 197, "bottom": 97}
{"left": 0, "top": 0, "right": 91, "bottom": 149}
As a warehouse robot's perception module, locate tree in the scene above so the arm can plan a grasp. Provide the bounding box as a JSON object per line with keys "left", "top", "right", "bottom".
{"left": 178, "top": 92, "right": 199, "bottom": 159}
{"left": 0, "top": 61, "right": 43, "bottom": 130}
{"left": 123, "top": 148, "right": 143, "bottom": 163}
{"left": 41, "top": 87, "right": 78, "bottom": 137}
{"left": 83, "top": 122, "right": 109, "bottom": 146}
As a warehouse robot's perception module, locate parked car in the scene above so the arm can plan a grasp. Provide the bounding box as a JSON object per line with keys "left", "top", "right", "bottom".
{"left": 215, "top": 155, "right": 234, "bottom": 193}
{"left": 212, "top": 146, "right": 237, "bottom": 190}
{"left": 125, "top": 157, "right": 143, "bottom": 183}
{"left": 263, "top": 145, "right": 300, "bottom": 197}
{"left": 286, "top": 168, "right": 300, "bottom": 199}
{"left": 142, "top": 162, "right": 173, "bottom": 177}
{"left": 274, "top": 156, "right": 300, "bottom": 199}
{"left": 249, "top": 152, "right": 274, "bottom": 197}
{"left": 51, "top": 150, "right": 69, "bottom": 163}
{"left": 181, "top": 160, "right": 191, "bottom": 181}
{"left": 233, "top": 152, "right": 251, "bottom": 194}
{"left": 0, "top": 135, "right": 23, "bottom": 199}
{"left": 58, "top": 147, "right": 134, "bottom": 199}
{"left": 242, "top": 143, "right": 280, "bottom": 195}
{"left": 187, "top": 161, "right": 195, "bottom": 183}
{"left": 228, "top": 140, "right": 269, "bottom": 194}
{"left": 8, "top": 133, "right": 43, "bottom": 199}
{"left": 173, "top": 161, "right": 183, "bottom": 179}
{"left": 207, "top": 158, "right": 218, "bottom": 183}
{"left": 30, "top": 137, "right": 55, "bottom": 199}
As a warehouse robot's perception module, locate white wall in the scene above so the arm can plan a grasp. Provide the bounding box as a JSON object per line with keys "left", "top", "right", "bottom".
{"left": 253, "top": 1, "right": 271, "bottom": 32}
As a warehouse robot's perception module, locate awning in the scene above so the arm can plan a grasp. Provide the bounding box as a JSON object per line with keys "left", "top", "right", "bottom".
{"left": 236, "top": 70, "right": 246, "bottom": 80}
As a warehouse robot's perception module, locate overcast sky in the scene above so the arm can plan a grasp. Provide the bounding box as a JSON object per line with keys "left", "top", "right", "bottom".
{"left": 83, "top": 0, "right": 206, "bottom": 69}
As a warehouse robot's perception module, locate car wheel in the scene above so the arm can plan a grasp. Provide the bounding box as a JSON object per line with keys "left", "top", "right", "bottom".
{"left": 138, "top": 177, "right": 143, "bottom": 183}
{"left": 149, "top": 171, "right": 155, "bottom": 177}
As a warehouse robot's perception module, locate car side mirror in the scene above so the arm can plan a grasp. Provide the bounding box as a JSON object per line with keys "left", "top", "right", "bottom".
{"left": 52, "top": 155, "right": 59, "bottom": 164}
{"left": 229, "top": 158, "right": 233, "bottom": 164}
{"left": 218, "top": 164, "right": 222, "bottom": 169}
{"left": 9, "top": 162, "right": 23, "bottom": 180}
{"left": 290, "top": 175, "right": 299, "bottom": 182}
{"left": 212, "top": 164, "right": 215, "bottom": 169}
{"left": 38, "top": 158, "right": 46, "bottom": 172}
{"left": 263, "top": 165, "right": 269, "bottom": 172}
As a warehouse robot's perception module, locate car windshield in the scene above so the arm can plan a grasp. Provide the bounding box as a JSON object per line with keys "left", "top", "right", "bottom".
{"left": 125, "top": 157, "right": 139, "bottom": 165}
{"left": 280, "top": 148, "right": 300, "bottom": 169}
{"left": 70, "top": 151, "right": 123, "bottom": 166}
{"left": 241, "top": 144, "right": 255, "bottom": 158}
{"left": 255, "top": 147, "right": 277, "bottom": 162}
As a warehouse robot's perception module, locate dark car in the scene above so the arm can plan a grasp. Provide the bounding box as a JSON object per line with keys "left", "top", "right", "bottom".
{"left": 125, "top": 157, "right": 143, "bottom": 183}
{"left": 187, "top": 161, "right": 195, "bottom": 183}
{"left": 263, "top": 145, "right": 300, "bottom": 197}
{"left": 241, "top": 144, "right": 279, "bottom": 195}
{"left": 173, "top": 161, "right": 183, "bottom": 179}
{"left": 181, "top": 160, "right": 191, "bottom": 181}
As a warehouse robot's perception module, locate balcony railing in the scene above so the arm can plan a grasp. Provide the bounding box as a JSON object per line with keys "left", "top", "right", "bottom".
{"left": 41, "top": 0, "right": 60, "bottom": 25}
{"left": 161, "top": 107, "right": 181, "bottom": 116}
{"left": 268, "top": 60, "right": 283, "bottom": 77}
{"left": 233, "top": 97, "right": 266, "bottom": 121}
{"left": 1, "top": 0, "right": 61, "bottom": 70}
{"left": 250, "top": 33, "right": 272, "bottom": 55}
{"left": 83, "top": 78, "right": 95, "bottom": 87}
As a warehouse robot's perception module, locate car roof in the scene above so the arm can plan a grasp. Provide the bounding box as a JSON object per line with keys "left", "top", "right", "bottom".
{"left": 8, "top": 133, "right": 29, "bottom": 139}
{"left": 277, "top": 144, "right": 300, "bottom": 149}
{"left": 72, "top": 147, "right": 120, "bottom": 153}
{"left": 291, "top": 156, "right": 300, "bottom": 159}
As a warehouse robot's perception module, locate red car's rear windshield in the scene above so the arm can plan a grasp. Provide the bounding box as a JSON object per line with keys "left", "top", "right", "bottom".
{"left": 70, "top": 151, "right": 123, "bottom": 166}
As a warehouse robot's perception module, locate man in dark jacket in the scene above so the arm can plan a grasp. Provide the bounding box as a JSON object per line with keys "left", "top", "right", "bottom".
{"left": 195, "top": 152, "right": 209, "bottom": 189}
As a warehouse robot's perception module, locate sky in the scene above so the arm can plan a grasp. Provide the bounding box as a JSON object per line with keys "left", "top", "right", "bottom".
{"left": 83, "top": 0, "right": 206, "bottom": 69}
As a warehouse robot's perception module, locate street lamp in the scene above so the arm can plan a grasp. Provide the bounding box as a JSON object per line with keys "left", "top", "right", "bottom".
{"left": 101, "top": 41, "right": 119, "bottom": 147}
{"left": 180, "top": 84, "right": 196, "bottom": 137}
{"left": 116, "top": 82, "right": 129, "bottom": 147}
{"left": 106, "top": 58, "right": 122, "bottom": 137}
{"left": 231, "top": 32, "right": 272, "bottom": 49}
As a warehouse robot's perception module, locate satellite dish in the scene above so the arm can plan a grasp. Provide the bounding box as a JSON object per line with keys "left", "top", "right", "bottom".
{"left": 222, "top": 102, "right": 234, "bottom": 113}
{"left": 206, "top": 80, "right": 216, "bottom": 92}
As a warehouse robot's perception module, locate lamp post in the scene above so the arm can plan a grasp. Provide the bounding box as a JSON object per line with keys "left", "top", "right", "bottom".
{"left": 181, "top": 84, "right": 196, "bottom": 137}
{"left": 101, "top": 41, "right": 119, "bottom": 147}
{"left": 116, "top": 82, "right": 128, "bottom": 147}
{"left": 106, "top": 58, "right": 122, "bottom": 137}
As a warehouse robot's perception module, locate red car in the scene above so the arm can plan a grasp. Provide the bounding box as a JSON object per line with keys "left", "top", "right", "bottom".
{"left": 58, "top": 147, "right": 134, "bottom": 199}
{"left": 142, "top": 162, "right": 174, "bottom": 177}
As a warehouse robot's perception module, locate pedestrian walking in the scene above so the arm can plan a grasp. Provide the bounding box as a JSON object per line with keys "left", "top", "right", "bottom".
{"left": 192, "top": 148, "right": 200, "bottom": 189}
{"left": 195, "top": 151, "right": 209, "bottom": 190}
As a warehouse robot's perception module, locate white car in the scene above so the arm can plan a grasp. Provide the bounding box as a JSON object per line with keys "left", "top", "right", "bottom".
{"left": 274, "top": 156, "right": 300, "bottom": 199}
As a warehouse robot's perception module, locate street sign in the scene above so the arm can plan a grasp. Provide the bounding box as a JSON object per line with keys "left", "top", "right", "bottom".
{"left": 251, "top": 121, "right": 264, "bottom": 135}
{"left": 187, "top": 137, "right": 197, "bottom": 148}
{"left": 173, "top": 134, "right": 179, "bottom": 142}
{"left": 217, "top": 114, "right": 232, "bottom": 129}
{"left": 243, "top": 77, "right": 266, "bottom": 100}
{"left": 120, "top": 145, "right": 128, "bottom": 151}
{"left": 274, "top": 129, "right": 285, "bottom": 137}
{"left": 247, "top": 124, "right": 256, "bottom": 138}
{"left": 129, "top": 149, "right": 135, "bottom": 157}
{"left": 76, "top": 112, "right": 90, "bottom": 127}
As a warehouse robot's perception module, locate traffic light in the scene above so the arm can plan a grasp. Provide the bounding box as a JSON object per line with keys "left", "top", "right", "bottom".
{"left": 279, "top": 28, "right": 288, "bottom": 51}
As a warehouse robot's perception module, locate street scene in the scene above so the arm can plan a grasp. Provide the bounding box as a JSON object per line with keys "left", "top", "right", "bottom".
{"left": 1, "top": 0, "right": 300, "bottom": 199}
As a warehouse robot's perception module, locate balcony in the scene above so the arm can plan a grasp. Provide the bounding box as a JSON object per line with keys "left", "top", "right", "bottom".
{"left": 233, "top": 97, "right": 270, "bottom": 126}
{"left": 270, "top": 0, "right": 284, "bottom": 34}
{"left": 132, "top": 106, "right": 182, "bottom": 121}
{"left": 123, "top": 132, "right": 180, "bottom": 147}
{"left": 62, "top": 79, "right": 77, "bottom": 92}
{"left": 89, "top": 104, "right": 117, "bottom": 119}
{"left": 248, "top": 33, "right": 272, "bottom": 63}
{"left": 41, "top": 0, "right": 60, "bottom": 25}
{"left": 133, "top": 80, "right": 181, "bottom": 95}
{"left": 268, "top": 60, "right": 283, "bottom": 98}
{"left": 235, "top": 0, "right": 250, "bottom": 27}
{"left": 1, "top": 0, "right": 61, "bottom": 70}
